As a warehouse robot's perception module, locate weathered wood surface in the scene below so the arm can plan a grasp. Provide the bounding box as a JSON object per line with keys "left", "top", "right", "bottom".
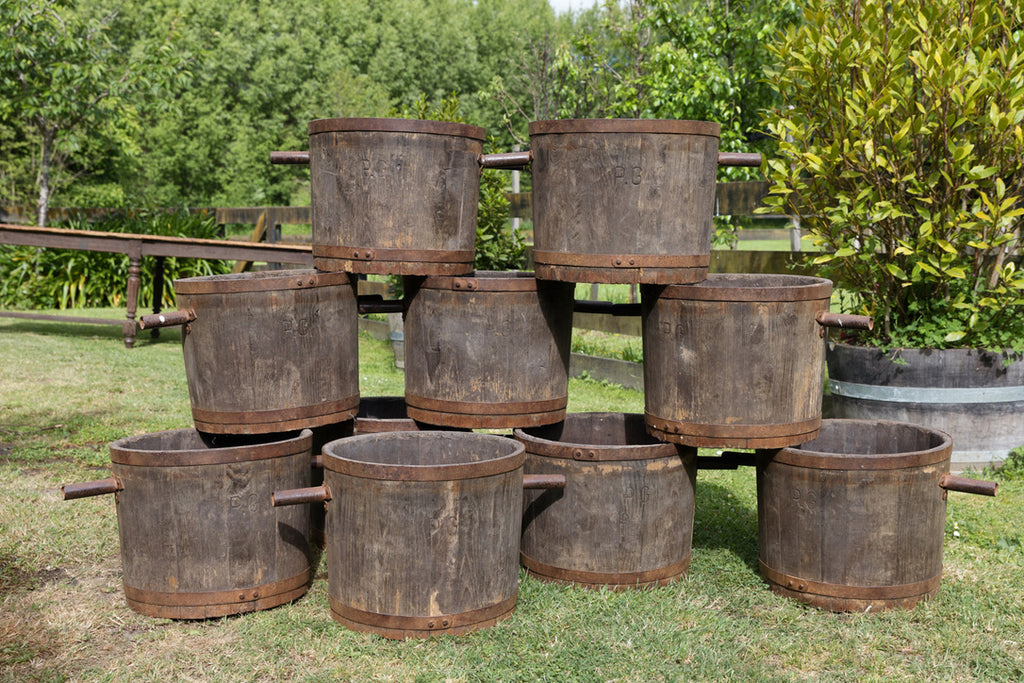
{"left": 322, "top": 432, "right": 524, "bottom": 638}
{"left": 176, "top": 269, "right": 359, "bottom": 434}
{"left": 642, "top": 274, "right": 832, "bottom": 448}
{"left": 309, "top": 119, "right": 484, "bottom": 275}
{"left": 110, "top": 429, "right": 312, "bottom": 619}
{"left": 516, "top": 413, "right": 696, "bottom": 588}
{"left": 756, "top": 419, "right": 952, "bottom": 612}
{"left": 403, "top": 271, "right": 573, "bottom": 429}
{"left": 529, "top": 120, "right": 719, "bottom": 284}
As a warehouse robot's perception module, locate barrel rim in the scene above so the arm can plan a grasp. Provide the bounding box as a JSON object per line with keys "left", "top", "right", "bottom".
{"left": 109, "top": 428, "right": 312, "bottom": 467}
{"left": 529, "top": 118, "right": 721, "bottom": 138}
{"left": 649, "top": 273, "right": 833, "bottom": 302}
{"left": 418, "top": 270, "right": 547, "bottom": 292}
{"left": 514, "top": 412, "right": 688, "bottom": 462}
{"left": 771, "top": 419, "right": 953, "bottom": 470}
{"left": 322, "top": 431, "right": 526, "bottom": 481}
{"left": 173, "top": 269, "right": 353, "bottom": 295}
{"left": 308, "top": 117, "right": 486, "bottom": 141}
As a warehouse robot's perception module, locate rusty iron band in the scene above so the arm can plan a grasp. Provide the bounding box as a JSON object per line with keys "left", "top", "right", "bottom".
{"left": 533, "top": 250, "right": 709, "bottom": 269}
{"left": 308, "top": 117, "right": 486, "bottom": 140}
{"left": 645, "top": 413, "right": 821, "bottom": 440}
{"left": 191, "top": 396, "right": 360, "bottom": 433}
{"left": 759, "top": 561, "right": 942, "bottom": 601}
{"left": 314, "top": 245, "right": 474, "bottom": 264}
{"left": 406, "top": 395, "right": 567, "bottom": 417}
{"left": 515, "top": 434, "right": 684, "bottom": 462}
{"left": 329, "top": 594, "right": 517, "bottom": 633}
{"left": 521, "top": 553, "right": 691, "bottom": 586}
{"left": 656, "top": 276, "right": 832, "bottom": 303}
{"left": 324, "top": 432, "right": 525, "bottom": 481}
{"left": 771, "top": 445, "right": 952, "bottom": 471}
{"left": 174, "top": 269, "right": 353, "bottom": 295}
{"left": 421, "top": 273, "right": 542, "bottom": 292}
{"left": 123, "top": 569, "right": 310, "bottom": 615}
{"left": 529, "top": 118, "right": 720, "bottom": 137}
{"left": 110, "top": 428, "right": 313, "bottom": 467}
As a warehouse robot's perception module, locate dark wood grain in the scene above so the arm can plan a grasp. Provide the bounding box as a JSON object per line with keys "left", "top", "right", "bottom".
{"left": 176, "top": 269, "right": 359, "bottom": 434}
{"left": 642, "top": 274, "right": 832, "bottom": 448}
{"left": 109, "top": 429, "right": 312, "bottom": 619}
{"left": 516, "top": 413, "right": 697, "bottom": 588}
{"left": 404, "top": 272, "right": 573, "bottom": 429}
{"left": 756, "top": 419, "right": 951, "bottom": 612}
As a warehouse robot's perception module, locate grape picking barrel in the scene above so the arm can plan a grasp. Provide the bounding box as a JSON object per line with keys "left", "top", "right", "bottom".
{"left": 642, "top": 274, "right": 869, "bottom": 448}
{"left": 308, "top": 118, "right": 485, "bottom": 275}
{"left": 403, "top": 271, "right": 574, "bottom": 429}
{"left": 141, "top": 269, "right": 360, "bottom": 435}
{"left": 272, "top": 432, "right": 564, "bottom": 638}
{"left": 757, "top": 419, "right": 997, "bottom": 612}
{"left": 529, "top": 119, "right": 720, "bottom": 284}
{"left": 515, "top": 413, "right": 697, "bottom": 588}
{"left": 62, "top": 429, "right": 313, "bottom": 619}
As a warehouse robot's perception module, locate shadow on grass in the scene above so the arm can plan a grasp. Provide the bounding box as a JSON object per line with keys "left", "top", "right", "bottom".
{"left": 0, "top": 317, "right": 182, "bottom": 344}
{"left": 691, "top": 477, "right": 760, "bottom": 573}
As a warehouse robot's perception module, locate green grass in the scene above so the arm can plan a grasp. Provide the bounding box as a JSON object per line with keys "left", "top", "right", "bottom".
{"left": 1, "top": 311, "right": 1022, "bottom": 682}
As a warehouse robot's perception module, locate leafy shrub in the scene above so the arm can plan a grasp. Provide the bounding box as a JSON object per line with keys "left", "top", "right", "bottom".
{"left": 758, "top": 0, "right": 1024, "bottom": 350}
{"left": 992, "top": 445, "right": 1024, "bottom": 481}
{"left": 0, "top": 210, "right": 231, "bottom": 310}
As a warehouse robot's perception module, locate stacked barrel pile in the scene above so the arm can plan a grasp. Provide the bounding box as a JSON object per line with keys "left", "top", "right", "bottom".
{"left": 63, "top": 117, "right": 995, "bottom": 637}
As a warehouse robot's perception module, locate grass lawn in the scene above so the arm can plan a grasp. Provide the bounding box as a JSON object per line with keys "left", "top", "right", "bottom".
{"left": 1, "top": 311, "right": 1022, "bottom": 682}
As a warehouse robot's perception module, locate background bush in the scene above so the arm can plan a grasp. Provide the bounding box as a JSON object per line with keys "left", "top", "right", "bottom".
{"left": 0, "top": 210, "right": 231, "bottom": 310}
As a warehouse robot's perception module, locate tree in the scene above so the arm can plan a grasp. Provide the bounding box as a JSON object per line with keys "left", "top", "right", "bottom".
{"left": 0, "top": 0, "right": 189, "bottom": 225}
{"left": 548, "top": 0, "right": 800, "bottom": 159}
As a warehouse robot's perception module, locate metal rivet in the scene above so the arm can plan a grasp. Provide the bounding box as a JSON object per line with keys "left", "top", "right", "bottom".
{"left": 798, "top": 584, "right": 806, "bottom": 591}
{"left": 252, "top": 591, "right": 259, "bottom": 598}
{"left": 238, "top": 593, "right": 246, "bottom": 600}
{"left": 787, "top": 581, "right": 793, "bottom": 588}
{"left": 629, "top": 259, "right": 635, "bottom": 266}
{"left": 587, "top": 450, "right": 596, "bottom": 459}
{"left": 454, "top": 281, "right": 462, "bottom": 289}
{"left": 572, "top": 448, "right": 583, "bottom": 459}
{"left": 615, "top": 258, "right": 623, "bottom": 265}
{"left": 353, "top": 251, "right": 360, "bottom": 258}
{"left": 428, "top": 621, "right": 436, "bottom": 628}
{"left": 442, "top": 619, "right": 450, "bottom": 627}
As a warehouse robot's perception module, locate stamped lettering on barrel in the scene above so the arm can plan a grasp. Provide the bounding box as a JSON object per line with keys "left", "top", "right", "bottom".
{"left": 360, "top": 154, "right": 405, "bottom": 180}
{"left": 283, "top": 308, "right": 321, "bottom": 337}
{"left": 230, "top": 492, "right": 258, "bottom": 513}
{"left": 791, "top": 487, "right": 818, "bottom": 514}
{"left": 613, "top": 165, "right": 643, "bottom": 186}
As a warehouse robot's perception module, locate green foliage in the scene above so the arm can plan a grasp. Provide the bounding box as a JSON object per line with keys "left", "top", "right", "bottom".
{"left": 475, "top": 163, "right": 526, "bottom": 271}
{"left": 0, "top": 211, "right": 230, "bottom": 310}
{"left": 992, "top": 445, "right": 1024, "bottom": 481}
{"left": 549, "top": 1, "right": 799, "bottom": 159}
{"left": 0, "top": 0, "right": 191, "bottom": 223}
{"left": 759, "top": 0, "right": 1024, "bottom": 350}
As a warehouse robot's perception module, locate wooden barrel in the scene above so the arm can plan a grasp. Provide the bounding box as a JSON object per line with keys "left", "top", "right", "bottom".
{"left": 175, "top": 269, "right": 359, "bottom": 434}
{"left": 529, "top": 119, "right": 720, "bottom": 284}
{"left": 403, "top": 271, "right": 574, "bottom": 429}
{"left": 515, "top": 413, "right": 697, "bottom": 588}
{"left": 309, "top": 118, "right": 485, "bottom": 276}
{"left": 757, "top": 419, "right": 952, "bottom": 612}
{"left": 825, "top": 342, "right": 1024, "bottom": 473}
{"left": 321, "top": 431, "right": 525, "bottom": 638}
{"left": 108, "top": 428, "right": 312, "bottom": 619}
{"left": 642, "top": 273, "right": 832, "bottom": 448}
